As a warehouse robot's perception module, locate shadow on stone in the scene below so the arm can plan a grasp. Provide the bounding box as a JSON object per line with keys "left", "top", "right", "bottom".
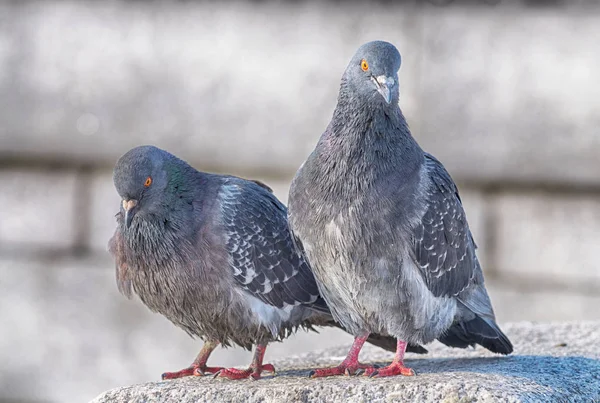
{"left": 407, "top": 355, "right": 600, "bottom": 400}
{"left": 274, "top": 355, "right": 600, "bottom": 396}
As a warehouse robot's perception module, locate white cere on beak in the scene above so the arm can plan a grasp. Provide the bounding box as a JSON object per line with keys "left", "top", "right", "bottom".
{"left": 372, "top": 75, "right": 395, "bottom": 104}
{"left": 376, "top": 75, "right": 395, "bottom": 88}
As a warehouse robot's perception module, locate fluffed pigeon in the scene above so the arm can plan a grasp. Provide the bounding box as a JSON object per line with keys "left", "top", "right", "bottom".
{"left": 108, "top": 145, "right": 425, "bottom": 380}
{"left": 288, "top": 41, "right": 513, "bottom": 378}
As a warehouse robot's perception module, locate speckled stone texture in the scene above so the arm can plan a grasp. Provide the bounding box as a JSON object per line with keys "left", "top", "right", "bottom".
{"left": 91, "top": 322, "right": 600, "bottom": 403}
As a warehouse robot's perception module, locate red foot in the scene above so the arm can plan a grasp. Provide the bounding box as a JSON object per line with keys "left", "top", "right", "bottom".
{"left": 309, "top": 333, "right": 375, "bottom": 378}
{"left": 364, "top": 361, "right": 415, "bottom": 378}
{"left": 309, "top": 362, "right": 376, "bottom": 378}
{"left": 161, "top": 365, "right": 223, "bottom": 380}
{"left": 214, "top": 363, "right": 276, "bottom": 380}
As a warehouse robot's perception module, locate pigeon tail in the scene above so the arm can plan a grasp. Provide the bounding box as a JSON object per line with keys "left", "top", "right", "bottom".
{"left": 439, "top": 279, "right": 514, "bottom": 354}
{"left": 438, "top": 314, "right": 513, "bottom": 355}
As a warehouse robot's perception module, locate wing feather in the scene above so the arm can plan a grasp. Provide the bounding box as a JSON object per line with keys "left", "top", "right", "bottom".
{"left": 218, "top": 180, "right": 326, "bottom": 311}
{"left": 414, "top": 154, "right": 477, "bottom": 297}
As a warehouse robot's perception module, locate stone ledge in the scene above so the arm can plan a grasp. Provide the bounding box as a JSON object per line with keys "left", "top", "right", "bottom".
{"left": 91, "top": 322, "right": 600, "bottom": 403}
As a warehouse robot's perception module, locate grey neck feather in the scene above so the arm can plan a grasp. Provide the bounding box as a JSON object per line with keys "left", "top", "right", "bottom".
{"left": 312, "top": 79, "right": 423, "bottom": 196}
{"left": 121, "top": 168, "right": 209, "bottom": 273}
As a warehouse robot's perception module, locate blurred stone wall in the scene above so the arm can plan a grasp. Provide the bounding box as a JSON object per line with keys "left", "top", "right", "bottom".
{"left": 1, "top": 1, "right": 599, "bottom": 402}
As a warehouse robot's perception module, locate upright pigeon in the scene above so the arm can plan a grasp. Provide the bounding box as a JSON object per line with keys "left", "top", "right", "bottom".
{"left": 108, "top": 145, "right": 424, "bottom": 380}
{"left": 288, "top": 41, "right": 513, "bottom": 378}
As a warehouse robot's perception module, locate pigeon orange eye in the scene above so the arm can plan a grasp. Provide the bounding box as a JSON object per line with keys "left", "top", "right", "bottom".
{"left": 361, "top": 59, "right": 369, "bottom": 71}
{"left": 144, "top": 177, "right": 152, "bottom": 187}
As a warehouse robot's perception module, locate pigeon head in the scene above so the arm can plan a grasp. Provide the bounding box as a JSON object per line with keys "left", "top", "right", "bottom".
{"left": 113, "top": 145, "right": 185, "bottom": 228}
{"left": 342, "top": 41, "right": 401, "bottom": 105}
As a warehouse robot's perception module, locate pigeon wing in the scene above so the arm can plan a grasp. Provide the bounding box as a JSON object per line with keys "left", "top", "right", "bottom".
{"left": 218, "top": 180, "right": 327, "bottom": 312}
{"left": 413, "top": 153, "right": 477, "bottom": 298}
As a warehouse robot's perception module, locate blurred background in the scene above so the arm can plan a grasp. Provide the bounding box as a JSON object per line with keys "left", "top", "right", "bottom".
{"left": 1, "top": 0, "right": 599, "bottom": 402}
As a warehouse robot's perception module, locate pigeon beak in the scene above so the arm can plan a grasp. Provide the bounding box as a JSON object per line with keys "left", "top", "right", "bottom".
{"left": 373, "top": 75, "right": 395, "bottom": 104}
{"left": 122, "top": 199, "right": 138, "bottom": 228}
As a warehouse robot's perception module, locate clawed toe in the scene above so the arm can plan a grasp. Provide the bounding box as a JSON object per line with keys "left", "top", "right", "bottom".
{"left": 366, "top": 362, "right": 415, "bottom": 378}
{"left": 214, "top": 364, "right": 276, "bottom": 380}
{"left": 193, "top": 366, "right": 223, "bottom": 376}
{"left": 162, "top": 365, "right": 224, "bottom": 380}
{"left": 310, "top": 362, "right": 376, "bottom": 378}
{"left": 162, "top": 368, "right": 194, "bottom": 380}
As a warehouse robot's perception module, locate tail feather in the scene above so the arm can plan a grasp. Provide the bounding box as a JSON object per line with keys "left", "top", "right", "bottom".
{"left": 439, "top": 315, "right": 513, "bottom": 355}
{"left": 441, "top": 280, "right": 514, "bottom": 355}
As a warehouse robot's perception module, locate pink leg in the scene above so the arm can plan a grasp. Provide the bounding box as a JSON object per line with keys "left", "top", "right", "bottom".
{"left": 215, "top": 344, "right": 276, "bottom": 380}
{"left": 365, "top": 339, "right": 415, "bottom": 378}
{"left": 161, "top": 340, "right": 223, "bottom": 380}
{"left": 309, "top": 333, "right": 377, "bottom": 378}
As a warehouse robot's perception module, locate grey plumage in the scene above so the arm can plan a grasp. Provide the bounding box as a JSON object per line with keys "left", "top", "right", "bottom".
{"left": 288, "top": 41, "right": 512, "bottom": 369}
{"left": 108, "top": 145, "right": 423, "bottom": 380}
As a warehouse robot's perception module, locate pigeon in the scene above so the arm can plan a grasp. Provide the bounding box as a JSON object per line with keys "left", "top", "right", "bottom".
{"left": 288, "top": 41, "right": 513, "bottom": 378}
{"left": 108, "top": 145, "right": 425, "bottom": 381}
